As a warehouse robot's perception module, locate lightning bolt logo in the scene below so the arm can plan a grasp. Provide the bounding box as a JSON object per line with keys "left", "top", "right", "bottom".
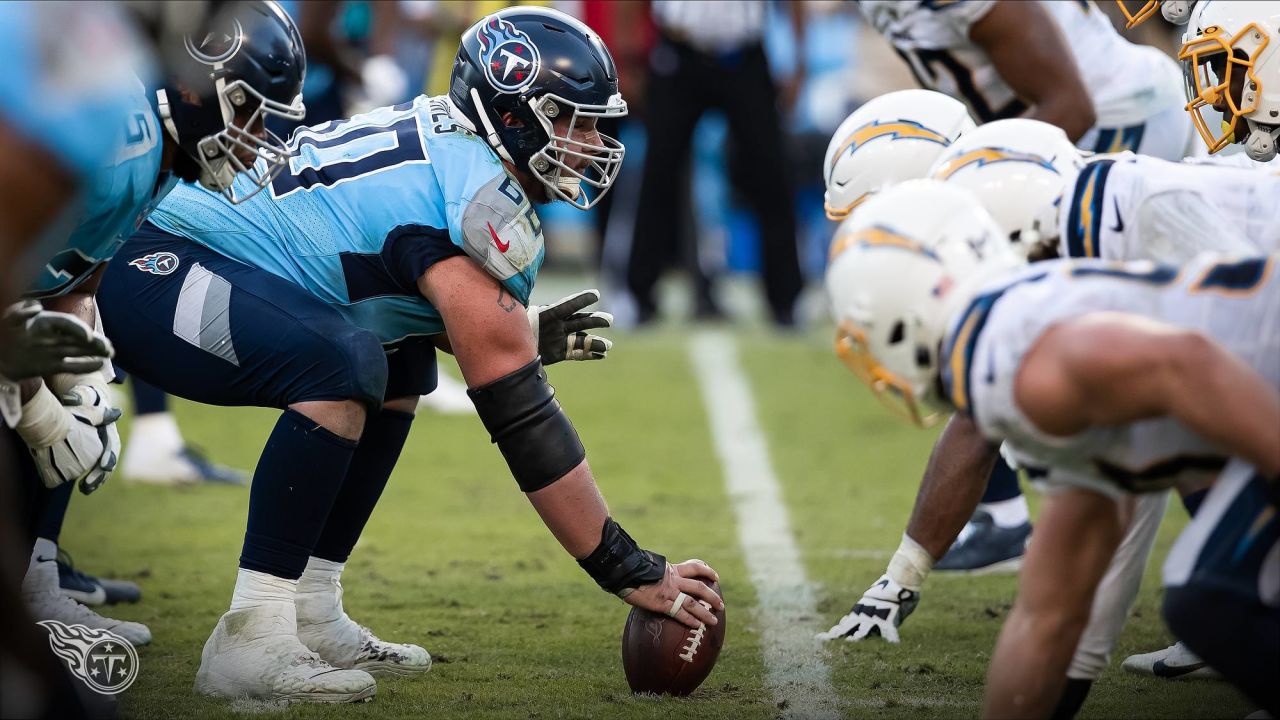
{"left": 932, "top": 147, "right": 1060, "bottom": 181}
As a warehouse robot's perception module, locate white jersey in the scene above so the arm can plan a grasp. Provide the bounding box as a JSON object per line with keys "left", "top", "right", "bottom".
{"left": 1058, "top": 153, "right": 1280, "bottom": 263}
{"left": 939, "top": 254, "right": 1280, "bottom": 498}
{"left": 860, "top": 0, "right": 1185, "bottom": 129}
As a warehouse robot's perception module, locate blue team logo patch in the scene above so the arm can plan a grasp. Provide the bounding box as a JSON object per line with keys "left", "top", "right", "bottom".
{"left": 128, "top": 252, "right": 179, "bottom": 276}
{"left": 476, "top": 15, "right": 541, "bottom": 93}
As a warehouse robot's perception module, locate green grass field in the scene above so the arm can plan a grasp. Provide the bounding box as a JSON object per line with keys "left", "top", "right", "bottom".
{"left": 60, "top": 309, "right": 1256, "bottom": 719}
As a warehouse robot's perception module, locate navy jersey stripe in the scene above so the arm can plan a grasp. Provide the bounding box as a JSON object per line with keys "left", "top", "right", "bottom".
{"left": 1065, "top": 159, "right": 1115, "bottom": 260}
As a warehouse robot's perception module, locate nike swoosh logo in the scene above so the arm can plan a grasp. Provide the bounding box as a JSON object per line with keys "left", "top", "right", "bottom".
{"left": 488, "top": 223, "right": 509, "bottom": 253}
{"left": 1108, "top": 197, "right": 1124, "bottom": 234}
{"left": 1152, "top": 658, "right": 1208, "bottom": 678}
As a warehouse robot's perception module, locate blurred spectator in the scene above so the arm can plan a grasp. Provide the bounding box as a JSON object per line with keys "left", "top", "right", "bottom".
{"left": 271, "top": 1, "right": 408, "bottom": 135}
{"left": 627, "top": 0, "right": 806, "bottom": 328}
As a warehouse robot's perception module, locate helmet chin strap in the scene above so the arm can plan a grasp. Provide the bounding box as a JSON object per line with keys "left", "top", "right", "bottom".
{"left": 155, "top": 89, "right": 183, "bottom": 146}
{"left": 470, "top": 88, "right": 515, "bottom": 164}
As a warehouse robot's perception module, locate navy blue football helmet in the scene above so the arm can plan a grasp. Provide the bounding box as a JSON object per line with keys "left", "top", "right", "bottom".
{"left": 450, "top": 7, "right": 627, "bottom": 210}
{"left": 155, "top": 0, "right": 305, "bottom": 203}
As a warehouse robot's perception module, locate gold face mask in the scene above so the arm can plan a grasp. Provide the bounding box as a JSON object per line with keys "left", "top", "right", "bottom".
{"left": 834, "top": 321, "right": 939, "bottom": 428}
{"left": 1180, "top": 23, "right": 1269, "bottom": 154}
{"left": 1115, "top": 0, "right": 1162, "bottom": 29}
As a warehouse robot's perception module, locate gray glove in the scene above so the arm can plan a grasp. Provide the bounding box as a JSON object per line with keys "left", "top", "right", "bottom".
{"left": 0, "top": 301, "right": 114, "bottom": 380}
{"left": 527, "top": 289, "right": 613, "bottom": 364}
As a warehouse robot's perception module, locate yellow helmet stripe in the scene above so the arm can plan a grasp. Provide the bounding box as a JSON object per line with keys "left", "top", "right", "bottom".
{"left": 828, "top": 225, "right": 940, "bottom": 262}
{"left": 828, "top": 120, "right": 950, "bottom": 184}
{"left": 932, "top": 147, "right": 1059, "bottom": 181}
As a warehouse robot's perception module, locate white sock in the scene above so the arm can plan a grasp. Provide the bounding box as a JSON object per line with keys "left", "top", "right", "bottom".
{"left": 298, "top": 557, "right": 344, "bottom": 595}
{"left": 978, "top": 495, "right": 1031, "bottom": 528}
{"left": 228, "top": 568, "right": 297, "bottom": 611}
{"left": 127, "top": 412, "right": 184, "bottom": 454}
{"left": 22, "top": 539, "right": 59, "bottom": 594}
{"left": 29, "top": 537, "right": 57, "bottom": 571}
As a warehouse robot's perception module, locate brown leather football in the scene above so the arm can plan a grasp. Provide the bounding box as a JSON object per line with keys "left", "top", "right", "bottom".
{"left": 621, "top": 580, "right": 725, "bottom": 696}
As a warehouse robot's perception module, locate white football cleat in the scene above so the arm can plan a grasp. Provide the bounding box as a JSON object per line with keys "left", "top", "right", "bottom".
{"left": 121, "top": 413, "right": 247, "bottom": 486}
{"left": 23, "top": 559, "right": 151, "bottom": 646}
{"left": 296, "top": 579, "right": 430, "bottom": 677}
{"left": 1121, "top": 641, "right": 1221, "bottom": 679}
{"left": 195, "top": 604, "right": 376, "bottom": 703}
{"left": 416, "top": 372, "right": 474, "bottom": 415}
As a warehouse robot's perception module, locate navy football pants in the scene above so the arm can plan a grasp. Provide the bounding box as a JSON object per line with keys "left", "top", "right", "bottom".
{"left": 99, "top": 224, "right": 438, "bottom": 410}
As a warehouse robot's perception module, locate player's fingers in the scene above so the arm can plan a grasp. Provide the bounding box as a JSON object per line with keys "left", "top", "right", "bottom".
{"left": 58, "top": 357, "right": 107, "bottom": 375}
{"left": 676, "top": 575, "right": 724, "bottom": 611}
{"left": 564, "top": 310, "right": 613, "bottom": 332}
{"left": 674, "top": 558, "right": 720, "bottom": 583}
{"left": 881, "top": 622, "right": 900, "bottom": 644}
{"left": 681, "top": 597, "right": 718, "bottom": 628}
{"left": 553, "top": 289, "right": 600, "bottom": 316}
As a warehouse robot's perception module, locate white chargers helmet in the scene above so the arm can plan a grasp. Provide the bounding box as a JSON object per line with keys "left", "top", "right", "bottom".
{"left": 825, "top": 179, "right": 1022, "bottom": 427}
{"left": 928, "top": 118, "right": 1084, "bottom": 257}
{"left": 1115, "top": 1, "right": 1197, "bottom": 28}
{"left": 822, "top": 89, "right": 975, "bottom": 221}
{"left": 1180, "top": 0, "right": 1280, "bottom": 161}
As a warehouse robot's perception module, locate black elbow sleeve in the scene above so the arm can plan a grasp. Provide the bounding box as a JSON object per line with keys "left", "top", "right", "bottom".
{"left": 467, "top": 358, "right": 586, "bottom": 492}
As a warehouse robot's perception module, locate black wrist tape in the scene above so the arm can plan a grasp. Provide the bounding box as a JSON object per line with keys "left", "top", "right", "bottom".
{"left": 468, "top": 357, "right": 585, "bottom": 492}
{"left": 577, "top": 517, "right": 666, "bottom": 595}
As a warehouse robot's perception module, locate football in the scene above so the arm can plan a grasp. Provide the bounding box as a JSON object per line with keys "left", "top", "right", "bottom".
{"left": 621, "top": 580, "right": 726, "bottom": 696}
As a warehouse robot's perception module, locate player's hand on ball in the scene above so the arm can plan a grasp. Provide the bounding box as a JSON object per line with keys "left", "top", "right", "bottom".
{"left": 816, "top": 573, "right": 920, "bottom": 643}
{"left": 527, "top": 289, "right": 613, "bottom": 364}
{"left": 624, "top": 559, "right": 724, "bottom": 630}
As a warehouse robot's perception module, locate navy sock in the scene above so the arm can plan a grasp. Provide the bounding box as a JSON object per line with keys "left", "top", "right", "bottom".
{"left": 312, "top": 409, "right": 414, "bottom": 563}
{"left": 1050, "top": 678, "right": 1093, "bottom": 720}
{"left": 240, "top": 409, "right": 357, "bottom": 580}
{"left": 1180, "top": 488, "right": 1208, "bottom": 517}
{"left": 34, "top": 480, "right": 73, "bottom": 544}
{"left": 130, "top": 378, "right": 169, "bottom": 416}
{"left": 980, "top": 456, "right": 1022, "bottom": 504}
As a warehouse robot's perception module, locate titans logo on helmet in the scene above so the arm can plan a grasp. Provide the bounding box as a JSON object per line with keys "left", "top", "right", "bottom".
{"left": 476, "top": 15, "right": 541, "bottom": 94}
{"left": 129, "top": 251, "right": 180, "bottom": 276}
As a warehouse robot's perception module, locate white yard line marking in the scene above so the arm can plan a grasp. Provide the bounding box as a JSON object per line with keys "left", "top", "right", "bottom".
{"left": 689, "top": 330, "right": 841, "bottom": 720}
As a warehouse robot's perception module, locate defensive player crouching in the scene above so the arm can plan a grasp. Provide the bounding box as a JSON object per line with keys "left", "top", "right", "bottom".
{"left": 97, "top": 7, "right": 722, "bottom": 704}
{"left": 825, "top": 179, "right": 1279, "bottom": 717}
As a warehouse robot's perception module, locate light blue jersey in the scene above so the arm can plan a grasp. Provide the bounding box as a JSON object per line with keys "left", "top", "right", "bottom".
{"left": 0, "top": 2, "right": 152, "bottom": 184}
{"left": 0, "top": 2, "right": 165, "bottom": 298}
{"left": 26, "top": 83, "right": 173, "bottom": 298}
{"left": 148, "top": 95, "right": 545, "bottom": 344}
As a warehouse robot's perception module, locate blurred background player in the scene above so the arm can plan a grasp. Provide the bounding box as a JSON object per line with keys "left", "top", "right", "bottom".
{"left": 12, "top": 0, "right": 307, "bottom": 655}
{"left": 0, "top": 4, "right": 156, "bottom": 716}
{"left": 825, "top": 180, "right": 1279, "bottom": 717}
{"left": 855, "top": 0, "right": 1198, "bottom": 575}
{"left": 625, "top": 0, "right": 808, "bottom": 329}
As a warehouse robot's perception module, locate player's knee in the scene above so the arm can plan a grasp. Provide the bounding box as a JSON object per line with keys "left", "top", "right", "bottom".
{"left": 309, "top": 325, "right": 389, "bottom": 410}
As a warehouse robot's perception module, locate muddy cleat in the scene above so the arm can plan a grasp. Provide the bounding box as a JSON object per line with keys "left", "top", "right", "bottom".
{"left": 24, "top": 559, "right": 151, "bottom": 646}
{"left": 296, "top": 578, "right": 430, "bottom": 677}
{"left": 1122, "top": 642, "right": 1221, "bottom": 680}
{"left": 934, "top": 510, "right": 1031, "bottom": 574}
{"left": 195, "top": 604, "right": 376, "bottom": 702}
